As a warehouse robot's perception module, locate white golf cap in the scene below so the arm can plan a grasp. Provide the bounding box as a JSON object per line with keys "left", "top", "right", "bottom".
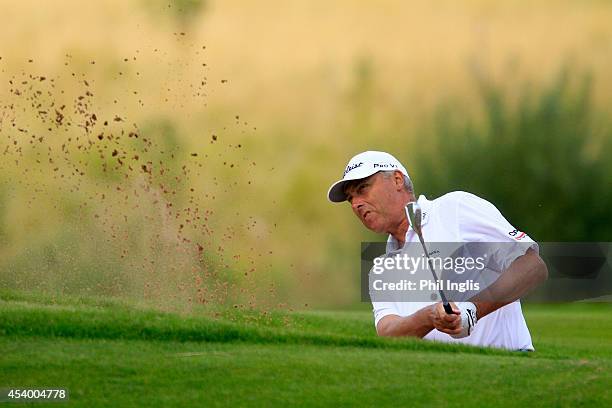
{"left": 327, "top": 151, "right": 410, "bottom": 203}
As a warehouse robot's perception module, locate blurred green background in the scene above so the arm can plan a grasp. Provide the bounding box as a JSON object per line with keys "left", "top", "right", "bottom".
{"left": 0, "top": 0, "right": 611, "bottom": 309}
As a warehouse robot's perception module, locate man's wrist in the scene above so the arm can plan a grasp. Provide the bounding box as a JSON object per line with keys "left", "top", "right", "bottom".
{"left": 427, "top": 303, "right": 438, "bottom": 329}
{"left": 471, "top": 301, "right": 506, "bottom": 319}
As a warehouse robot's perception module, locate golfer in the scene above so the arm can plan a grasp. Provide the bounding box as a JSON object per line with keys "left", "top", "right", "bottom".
{"left": 328, "top": 151, "right": 548, "bottom": 350}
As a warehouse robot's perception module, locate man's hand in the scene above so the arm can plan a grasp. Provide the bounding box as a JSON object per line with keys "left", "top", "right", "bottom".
{"left": 430, "top": 302, "right": 462, "bottom": 336}
{"left": 431, "top": 302, "right": 478, "bottom": 338}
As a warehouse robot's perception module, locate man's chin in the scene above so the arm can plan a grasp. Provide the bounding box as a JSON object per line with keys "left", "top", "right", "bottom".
{"left": 362, "top": 219, "right": 385, "bottom": 234}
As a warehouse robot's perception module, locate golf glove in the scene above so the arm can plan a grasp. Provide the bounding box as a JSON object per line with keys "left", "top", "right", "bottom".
{"left": 451, "top": 302, "right": 478, "bottom": 339}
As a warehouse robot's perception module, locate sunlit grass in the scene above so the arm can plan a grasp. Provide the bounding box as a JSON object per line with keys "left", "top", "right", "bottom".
{"left": 0, "top": 292, "right": 610, "bottom": 406}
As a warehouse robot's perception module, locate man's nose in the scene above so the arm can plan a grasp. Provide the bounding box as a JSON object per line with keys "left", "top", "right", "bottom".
{"left": 351, "top": 196, "right": 364, "bottom": 211}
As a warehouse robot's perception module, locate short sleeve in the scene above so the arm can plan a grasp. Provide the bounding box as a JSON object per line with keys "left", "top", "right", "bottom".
{"left": 455, "top": 192, "right": 538, "bottom": 271}
{"left": 372, "top": 301, "right": 399, "bottom": 328}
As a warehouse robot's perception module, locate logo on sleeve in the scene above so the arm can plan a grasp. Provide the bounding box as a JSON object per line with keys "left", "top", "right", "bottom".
{"left": 508, "top": 229, "right": 527, "bottom": 240}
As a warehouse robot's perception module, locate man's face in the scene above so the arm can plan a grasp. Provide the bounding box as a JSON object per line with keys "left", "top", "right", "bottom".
{"left": 344, "top": 171, "right": 407, "bottom": 234}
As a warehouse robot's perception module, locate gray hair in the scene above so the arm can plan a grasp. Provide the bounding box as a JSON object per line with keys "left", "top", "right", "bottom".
{"left": 381, "top": 170, "right": 413, "bottom": 193}
{"left": 342, "top": 170, "right": 414, "bottom": 198}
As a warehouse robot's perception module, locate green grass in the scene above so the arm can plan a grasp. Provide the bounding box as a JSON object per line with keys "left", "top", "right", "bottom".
{"left": 1, "top": 291, "right": 610, "bottom": 407}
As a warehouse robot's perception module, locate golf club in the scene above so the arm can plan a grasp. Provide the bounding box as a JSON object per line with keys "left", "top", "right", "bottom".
{"left": 405, "top": 202, "right": 454, "bottom": 314}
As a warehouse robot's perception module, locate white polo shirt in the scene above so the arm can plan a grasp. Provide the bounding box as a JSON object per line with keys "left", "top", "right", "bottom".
{"left": 372, "top": 191, "right": 538, "bottom": 350}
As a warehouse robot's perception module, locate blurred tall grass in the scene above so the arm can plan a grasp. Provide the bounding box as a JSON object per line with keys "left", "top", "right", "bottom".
{"left": 415, "top": 68, "right": 612, "bottom": 242}
{"left": 0, "top": 0, "right": 611, "bottom": 308}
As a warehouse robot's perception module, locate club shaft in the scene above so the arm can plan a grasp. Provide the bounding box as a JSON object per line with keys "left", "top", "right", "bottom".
{"left": 415, "top": 234, "right": 453, "bottom": 314}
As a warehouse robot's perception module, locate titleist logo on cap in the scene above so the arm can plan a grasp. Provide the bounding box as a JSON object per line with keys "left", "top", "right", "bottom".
{"left": 344, "top": 162, "right": 363, "bottom": 176}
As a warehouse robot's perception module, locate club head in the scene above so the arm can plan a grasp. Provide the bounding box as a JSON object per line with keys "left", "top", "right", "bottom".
{"left": 405, "top": 202, "right": 422, "bottom": 235}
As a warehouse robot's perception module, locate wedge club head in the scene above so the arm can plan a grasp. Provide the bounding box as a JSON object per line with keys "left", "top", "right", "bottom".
{"left": 405, "top": 201, "right": 422, "bottom": 235}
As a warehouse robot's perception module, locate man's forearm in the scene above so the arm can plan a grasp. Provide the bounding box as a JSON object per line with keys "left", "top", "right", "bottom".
{"left": 376, "top": 305, "right": 436, "bottom": 338}
{"left": 471, "top": 247, "right": 548, "bottom": 319}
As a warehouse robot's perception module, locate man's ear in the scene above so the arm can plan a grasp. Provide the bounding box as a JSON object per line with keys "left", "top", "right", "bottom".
{"left": 394, "top": 170, "right": 404, "bottom": 190}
